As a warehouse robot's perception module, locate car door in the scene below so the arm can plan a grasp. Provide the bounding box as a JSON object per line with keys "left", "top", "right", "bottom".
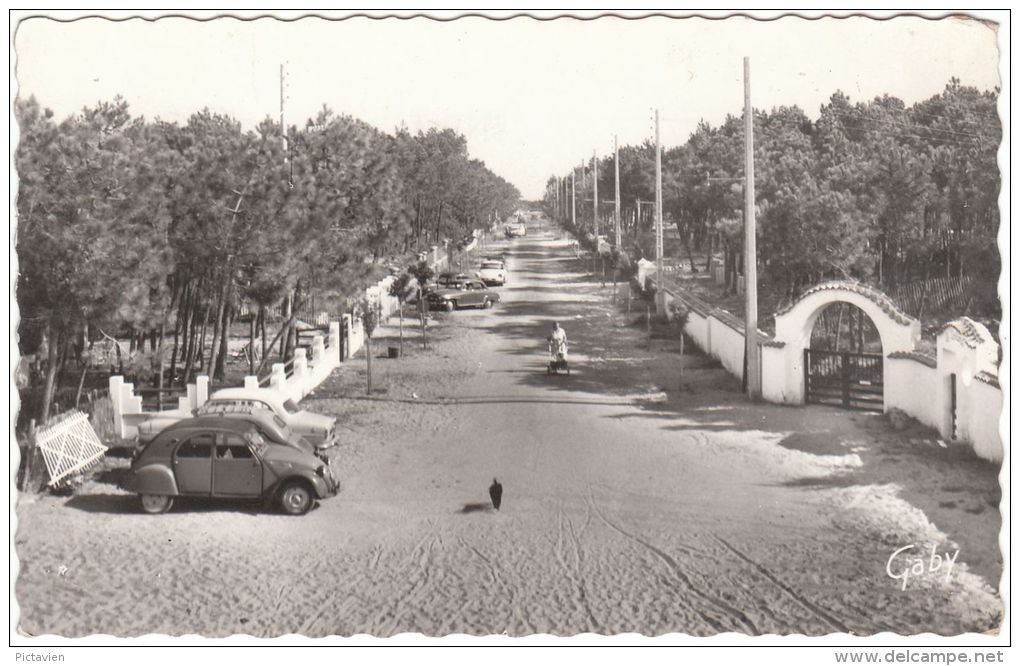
{"left": 212, "top": 433, "right": 262, "bottom": 497}
{"left": 173, "top": 433, "right": 214, "bottom": 495}
{"left": 467, "top": 282, "right": 484, "bottom": 306}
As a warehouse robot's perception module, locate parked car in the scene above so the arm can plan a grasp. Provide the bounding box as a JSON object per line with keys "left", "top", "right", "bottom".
{"left": 504, "top": 222, "right": 527, "bottom": 237}
{"left": 121, "top": 416, "right": 338, "bottom": 515}
{"left": 197, "top": 404, "right": 320, "bottom": 458}
{"left": 202, "top": 387, "right": 337, "bottom": 449}
{"left": 475, "top": 260, "right": 508, "bottom": 286}
{"left": 427, "top": 272, "right": 471, "bottom": 293}
{"left": 136, "top": 386, "right": 337, "bottom": 450}
{"left": 427, "top": 279, "right": 500, "bottom": 311}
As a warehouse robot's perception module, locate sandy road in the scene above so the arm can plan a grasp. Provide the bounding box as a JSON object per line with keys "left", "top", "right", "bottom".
{"left": 15, "top": 218, "right": 1002, "bottom": 638}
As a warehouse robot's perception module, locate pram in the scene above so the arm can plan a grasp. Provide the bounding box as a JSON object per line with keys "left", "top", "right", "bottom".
{"left": 547, "top": 339, "right": 570, "bottom": 375}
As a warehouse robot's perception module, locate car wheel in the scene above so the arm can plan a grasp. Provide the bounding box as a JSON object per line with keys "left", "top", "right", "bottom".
{"left": 140, "top": 494, "right": 174, "bottom": 514}
{"left": 446, "top": 300, "right": 456, "bottom": 312}
{"left": 279, "top": 481, "right": 313, "bottom": 515}
{"left": 484, "top": 298, "right": 493, "bottom": 309}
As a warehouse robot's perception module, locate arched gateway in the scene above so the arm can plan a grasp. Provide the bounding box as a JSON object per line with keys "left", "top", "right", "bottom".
{"left": 766, "top": 281, "right": 921, "bottom": 411}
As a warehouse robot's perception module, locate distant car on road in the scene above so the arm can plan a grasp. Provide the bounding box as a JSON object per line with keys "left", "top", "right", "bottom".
{"left": 504, "top": 222, "right": 527, "bottom": 237}
{"left": 427, "top": 279, "right": 500, "bottom": 311}
{"left": 122, "top": 416, "right": 338, "bottom": 515}
{"left": 475, "top": 260, "right": 508, "bottom": 286}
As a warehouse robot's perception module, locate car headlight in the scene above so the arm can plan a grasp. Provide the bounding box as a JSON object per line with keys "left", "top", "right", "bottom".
{"left": 316, "top": 465, "right": 327, "bottom": 477}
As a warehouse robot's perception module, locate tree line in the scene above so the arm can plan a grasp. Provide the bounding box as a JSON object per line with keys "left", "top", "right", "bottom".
{"left": 547, "top": 79, "right": 1000, "bottom": 313}
{"left": 16, "top": 97, "right": 520, "bottom": 423}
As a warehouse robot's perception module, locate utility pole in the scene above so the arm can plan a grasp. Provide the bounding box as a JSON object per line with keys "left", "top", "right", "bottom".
{"left": 570, "top": 168, "right": 576, "bottom": 227}
{"left": 614, "top": 135, "right": 622, "bottom": 248}
{"left": 743, "top": 56, "right": 761, "bottom": 400}
{"left": 655, "top": 109, "right": 664, "bottom": 312}
{"left": 593, "top": 150, "right": 599, "bottom": 237}
{"left": 279, "top": 63, "right": 288, "bottom": 157}
{"left": 554, "top": 177, "right": 560, "bottom": 219}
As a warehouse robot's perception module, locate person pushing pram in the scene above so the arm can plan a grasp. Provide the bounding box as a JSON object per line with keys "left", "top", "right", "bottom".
{"left": 546, "top": 321, "right": 570, "bottom": 375}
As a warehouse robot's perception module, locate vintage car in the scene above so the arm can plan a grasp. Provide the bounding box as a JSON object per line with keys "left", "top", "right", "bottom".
{"left": 504, "top": 222, "right": 527, "bottom": 237}
{"left": 427, "top": 278, "right": 500, "bottom": 311}
{"left": 198, "top": 404, "right": 320, "bottom": 457}
{"left": 121, "top": 416, "right": 338, "bottom": 515}
{"left": 136, "top": 387, "right": 337, "bottom": 450}
{"left": 475, "top": 260, "right": 508, "bottom": 286}
{"left": 201, "top": 387, "right": 337, "bottom": 449}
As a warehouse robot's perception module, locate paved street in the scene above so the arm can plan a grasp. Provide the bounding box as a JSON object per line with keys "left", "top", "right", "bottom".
{"left": 15, "top": 218, "right": 1002, "bottom": 638}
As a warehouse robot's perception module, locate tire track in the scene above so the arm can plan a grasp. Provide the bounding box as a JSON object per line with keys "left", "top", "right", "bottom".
{"left": 563, "top": 506, "right": 601, "bottom": 633}
{"left": 713, "top": 535, "right": 851, "bottom": 635}
{"left": 586, "top": 490, "right": 758, "bottom": 634}
{"left": 551, "top": 505, "right": 600, "bottom": 632}
{"left": 458, "top": 536, "right": 537, "bottom": 635}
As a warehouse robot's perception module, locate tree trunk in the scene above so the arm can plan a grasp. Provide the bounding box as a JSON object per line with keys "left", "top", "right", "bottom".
{"left": 259, "top": 305, "right": 268, "bottom": 363}
{"left": 249, "top": 309, "right": 257, "bottom": 376}
{"left": 214, "top": 304, "right": 232, "bottom": 380}
{"left": 191, "top": 304, "right": 211, "bottom": 382}
{"left": 38, "top": 324, "right": 60, "bottom": 424}
{"left": 156, "top": 311, "right": 168, "bottom": 410}
{"left": 255, "top": 311, "right": 300, "bottom": 377}
{"left": 208, "top": 265, "right": 234, "bottom": 381}
{"left": 681, "top": 225, "right": 697, "bottom": 272}
{"left": 398, "top": 302, "right": 404, "bottom": 356}
{"left": 435, "top": 201, "right": 444, "bottom": 243}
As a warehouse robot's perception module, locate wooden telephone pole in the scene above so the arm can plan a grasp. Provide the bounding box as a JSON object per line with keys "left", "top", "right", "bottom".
{"left": 570, "top": 169, "right": 576, "bottom": 227}
{"left": 279, "top": 63, "right": 288, "bottom": 157}
{"left": 743, "top": 57, "right": 761, "bottom": 400}
{"left": 654, "top": 109, "right": 664, "bottom": 312}
{"left": 593, "top": 150, "right": 599, "bottom": 237}
{"left": 614, "top": 135, "right": 622, "bottom": 248}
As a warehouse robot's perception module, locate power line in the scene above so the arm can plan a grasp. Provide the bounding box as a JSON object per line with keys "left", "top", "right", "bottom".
{"left": 817, "top": 123, "right": 995, "bottom": 150}
{"left": 825, "top": 110, "right": 996, "bottom": 142}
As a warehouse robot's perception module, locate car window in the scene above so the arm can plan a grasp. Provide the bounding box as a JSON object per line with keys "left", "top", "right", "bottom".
{"left": 282, "top": 399, "right": 301, "bottom": 415}
{"left": 176, "top": 433, "right": 214, "bottom": 458}
{"left": 217, "top": 434, "right": 255, "bottom": 459}
{"left": 245, "top": 431, "right": 268, "bottom": 455}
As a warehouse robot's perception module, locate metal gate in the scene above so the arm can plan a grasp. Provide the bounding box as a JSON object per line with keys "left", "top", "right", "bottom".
{"left": 804, "top": 349, "right": 884, "bottom": 411}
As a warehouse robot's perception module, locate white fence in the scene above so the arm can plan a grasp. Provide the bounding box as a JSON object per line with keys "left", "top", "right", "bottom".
{"left": 110, "top": 322, "right": 341, "bottom": 440}
{"left": 655, "top": 278, "right": 1003, "bottom": 463}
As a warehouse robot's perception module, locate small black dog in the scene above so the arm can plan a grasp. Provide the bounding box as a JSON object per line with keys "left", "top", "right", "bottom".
{"left": 488, "top": 478, "right": 503, "bottom": 511}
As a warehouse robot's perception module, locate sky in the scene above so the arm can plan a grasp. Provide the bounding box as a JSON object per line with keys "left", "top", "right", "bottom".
{"left": 13, "top": 12, "right": 1002, "bottom": 199}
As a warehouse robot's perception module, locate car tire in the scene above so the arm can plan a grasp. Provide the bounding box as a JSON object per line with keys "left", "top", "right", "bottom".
{"left": 446, "top": 300, "right": 456, "bottom": 312}
{"left": 279, "top": 481, "right": 314, "bottom": 515}
{"left": 140, "top": 494, "right": 174, "bottom": 514}
{"left": 484, "top": 298, "right": 493, "bottom": 309}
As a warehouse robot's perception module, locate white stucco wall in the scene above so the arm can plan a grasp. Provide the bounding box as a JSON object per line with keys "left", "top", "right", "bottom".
{"left": 710, "top": 317, "right": 745, "bottom": 378}
{"left": 962, "top": 378, "right": 1004, "bottom": 462}
{"left": 885, "top": 356, "right": 940, "bottom": 431}
{"left": 761, "top": 345, "right": 789, "bottom": 403}
{"left": 684, "top": 309, "right": 712, "bottom": 357}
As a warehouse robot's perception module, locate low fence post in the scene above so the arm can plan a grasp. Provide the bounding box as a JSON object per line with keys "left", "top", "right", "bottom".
{"left": 270, "top": 363, "right": 287, "bottom": 394}
{"left": 196, "top": 375, "right": 209, "bottom": 408}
